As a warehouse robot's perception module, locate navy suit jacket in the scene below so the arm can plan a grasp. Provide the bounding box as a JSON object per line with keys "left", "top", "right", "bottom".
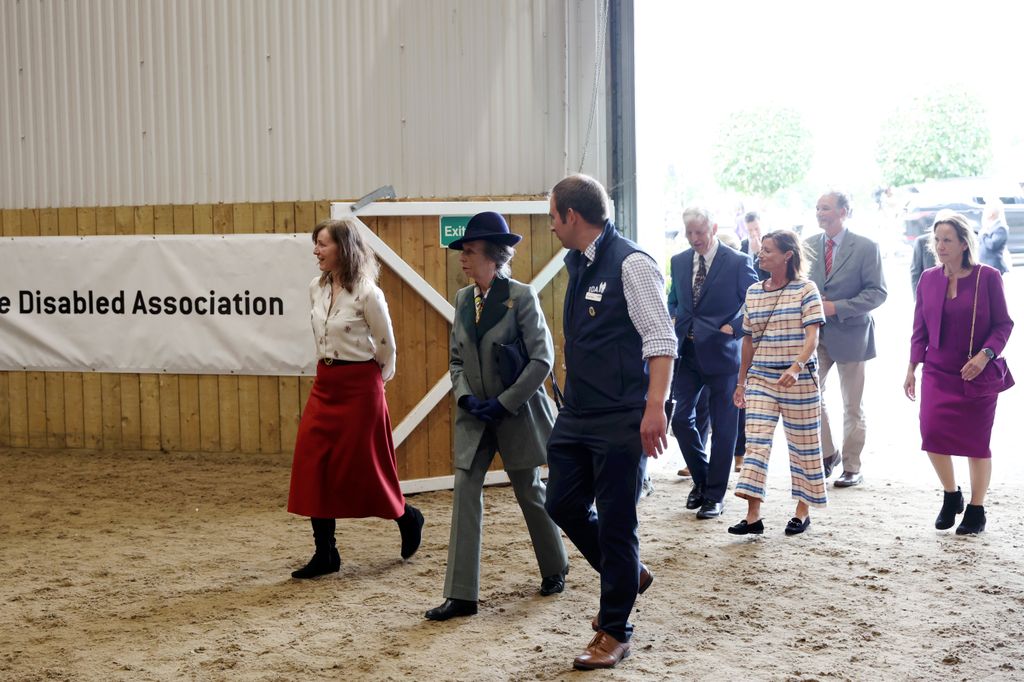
{"left": 668, "top": 243, "right": 758, "bottom": 375}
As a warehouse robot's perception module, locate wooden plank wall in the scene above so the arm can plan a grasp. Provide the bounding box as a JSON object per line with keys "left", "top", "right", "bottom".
{"left": 0, "top": 202, "right": 565, "bottom": 481}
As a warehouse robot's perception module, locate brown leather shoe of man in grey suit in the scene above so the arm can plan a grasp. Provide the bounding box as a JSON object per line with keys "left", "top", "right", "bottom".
{"left": 573, "top": 631, "right": 631, "bottom": 669}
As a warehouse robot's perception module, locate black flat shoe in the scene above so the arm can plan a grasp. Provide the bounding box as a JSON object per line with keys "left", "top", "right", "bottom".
{"left": 955, "top": 504, "right": 986, "bottom": 535}
{"left": 727, "top": 519, "right": 764, "bottom": 535}
{"left": 424, "top": 598, "right": 478, "bottom": 621}
{"left": 540, "top": 566, "right": 568, "bottom": 596}
{"left": 290, "top": 547, "right": 341, "bottom": 579}
{"left": 784, "top": 516, "right": 811, "bottom": 536}
{"left": 397, "top": 504, "right": 424, "bottom": 559}
{"left": 935, "top": 487, "right": 964, "bottom": 530}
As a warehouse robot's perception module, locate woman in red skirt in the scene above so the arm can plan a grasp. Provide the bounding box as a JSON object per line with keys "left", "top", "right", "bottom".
{"left": 287, "top": 218, "right": 424, "bottom": 578}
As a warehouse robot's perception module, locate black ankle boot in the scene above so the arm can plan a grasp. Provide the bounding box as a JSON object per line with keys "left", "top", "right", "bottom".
{"left": 935, "top": 487, "right": 964, "bottom": 530}
{"left": 955, "top": 504, "right": 986, "bottom": 535}
{"left": 292, "top": 517, "right": 341, "bottom": 579}
{"left": 397, "top": 504, "right": 424, "bottom": 559}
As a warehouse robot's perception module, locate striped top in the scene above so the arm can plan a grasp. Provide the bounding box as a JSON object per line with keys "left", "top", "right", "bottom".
{"left": 742, "top": 279, "right": 825, "bottom": 369}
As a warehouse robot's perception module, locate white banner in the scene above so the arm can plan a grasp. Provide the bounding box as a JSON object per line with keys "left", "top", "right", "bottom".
{"left": 0, "top": 234, "right": 321, "bottom": 375}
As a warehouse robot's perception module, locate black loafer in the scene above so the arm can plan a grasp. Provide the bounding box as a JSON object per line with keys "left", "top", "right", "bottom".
{"left": 822, "top": 451, "right": 841, "bottom": 479}
{"left": 424, "top": 598, "right": 478, "bottom": 621}
{"left": 540, "top": 566, "right": 568, "bottom": 596}
{"left": 685, "top": 483, "right": 705, "bottom": 510}
{"left": 784, "top": 516, "right": 811, "bottom": 536}
{"left": 727, "top": 519, "right": 764, "bottom": 535}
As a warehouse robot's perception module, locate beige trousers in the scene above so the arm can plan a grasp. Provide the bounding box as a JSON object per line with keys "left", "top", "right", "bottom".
{"left": 816, "top": 344, "right": 867, "bottom": 474}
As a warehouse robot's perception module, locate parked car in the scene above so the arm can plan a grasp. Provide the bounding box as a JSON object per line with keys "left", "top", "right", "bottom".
{"left": 899, "top": 177, "right": 1024, "bottom": 264}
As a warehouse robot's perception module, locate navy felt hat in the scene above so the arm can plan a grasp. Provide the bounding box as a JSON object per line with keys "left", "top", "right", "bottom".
{"left": 448, "top": 211, "right": 523, "bottom": 250}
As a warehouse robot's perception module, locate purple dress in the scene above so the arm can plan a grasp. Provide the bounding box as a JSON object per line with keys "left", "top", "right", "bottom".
{"left": 911, "top": 265, "right": 1014, "bottom": 458}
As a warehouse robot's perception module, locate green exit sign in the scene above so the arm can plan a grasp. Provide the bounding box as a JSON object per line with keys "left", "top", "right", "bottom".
{"left": 439, "top": 216, "right": 471, "bottom": 247}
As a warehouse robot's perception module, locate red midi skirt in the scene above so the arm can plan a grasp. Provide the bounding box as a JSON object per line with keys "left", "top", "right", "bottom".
{"left": 287, "top": 360, "right": 406, "bottom": 519}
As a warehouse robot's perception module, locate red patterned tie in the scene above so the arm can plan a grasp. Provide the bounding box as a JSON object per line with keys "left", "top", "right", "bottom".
{"left": 824, "top": 238, "right": 834, "bottom": 277}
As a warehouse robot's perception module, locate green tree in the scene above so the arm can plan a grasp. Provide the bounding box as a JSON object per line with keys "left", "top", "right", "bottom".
{"left": 712, "top": 106, "right": 813, "bottom": 198}
{"left": 876, "top": 88, "right": 991, "bottom": 186}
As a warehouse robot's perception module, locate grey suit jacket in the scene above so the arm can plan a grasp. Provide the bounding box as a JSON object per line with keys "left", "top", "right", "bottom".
{"left": 804, "top": 230, "right": 888, "bottom": 362}
{"left": 449, "top": 277, "right": 556, "bottom": 471}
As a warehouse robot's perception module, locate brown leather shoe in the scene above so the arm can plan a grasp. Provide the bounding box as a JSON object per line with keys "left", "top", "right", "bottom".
{"left": 573, "top": 631, "right": 631, "bottom": 670}
{"left": 677, "top": 467, "right": 691, "bottom": 477}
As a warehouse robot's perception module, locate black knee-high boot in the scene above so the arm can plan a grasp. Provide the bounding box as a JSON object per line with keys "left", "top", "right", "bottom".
{"left": 396, "top": 503, "right": 424, "bottom": 560}
{"left": 291, "top": 517, "right": 341, "bottom": 579}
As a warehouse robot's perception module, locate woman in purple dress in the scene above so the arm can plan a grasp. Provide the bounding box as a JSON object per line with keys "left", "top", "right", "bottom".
{"left": 903, "top": 212, "right": 1014, "bottom": 534}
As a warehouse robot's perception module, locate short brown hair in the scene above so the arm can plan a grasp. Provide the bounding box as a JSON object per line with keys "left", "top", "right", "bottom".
{"left": 312, "top": 218, "right": 380, "bottom": 291}
{"left": 550, "top": 174, "right": 610, "bottom": 225}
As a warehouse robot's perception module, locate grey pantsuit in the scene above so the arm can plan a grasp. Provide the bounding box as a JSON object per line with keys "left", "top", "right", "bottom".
{"left": 443, "top": 426, "right": 567, "bottom": 601}
{"left": 444, "top": 276, "right": 568, "bottom": 601}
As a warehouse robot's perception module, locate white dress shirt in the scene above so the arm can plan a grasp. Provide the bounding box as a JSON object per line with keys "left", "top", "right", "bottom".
{"left": 692, "top": 237, "right": 720, "bottom": 288}
{"left": 309, "top": 276, "right": 397, "bottom": 381}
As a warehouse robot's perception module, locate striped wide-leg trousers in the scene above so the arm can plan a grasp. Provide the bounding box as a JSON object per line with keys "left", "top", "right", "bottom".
{"left": 734, "top": 367, "right": 828, "bottom": 507}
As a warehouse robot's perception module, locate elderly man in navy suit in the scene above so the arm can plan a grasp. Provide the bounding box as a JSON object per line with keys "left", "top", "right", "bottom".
{"left": 804, "top": 192, "right": 887, "bottom": 487}
{"left": 668, "top": 207, "right": 758, "bottom": 519}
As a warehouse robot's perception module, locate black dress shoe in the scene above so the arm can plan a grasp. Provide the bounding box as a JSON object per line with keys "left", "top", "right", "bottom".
{"left": 727, "top": 519, "right": 764, "bottom": 535}
{"left": 955, "top": 504, "right": 986, "bottom": 535}
{"left": 784, "top": 516, "right": 811, "bottom": 536}
{"left": 935, "top": 487, "right": 964, "bottom": 530}
{"left": 397, "top": 504, "right": 424, "bottom": 559}
{"left": 424, "top": 598, "right": 478, "bottom": 621}
{"left": 834, "top": 471, "right": 863, "bottom": 487}
{"left": 685, "top": 483, "right": 705, "bottom": 510}
{"left": 696, "top": 500, "right": 724, "bottom": 519}
{"left": 822, "top": 451, "right": 841, "bottom": 479}
{"left": 540, "top": 566, "right": 568, "bottom": 596}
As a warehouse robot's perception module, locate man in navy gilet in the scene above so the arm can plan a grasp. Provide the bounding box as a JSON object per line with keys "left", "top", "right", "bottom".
{"left": 543, "top": 174, "right": 677, "bottom": 670}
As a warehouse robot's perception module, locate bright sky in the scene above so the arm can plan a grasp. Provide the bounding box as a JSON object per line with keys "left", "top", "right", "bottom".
{"left": 634, "top": 0, "right": 1024, "bottom": 254}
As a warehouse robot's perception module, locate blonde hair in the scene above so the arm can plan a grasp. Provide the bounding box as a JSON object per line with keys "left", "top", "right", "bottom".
{"left": 312, "top": 218, "right": 380, "bottom": 291}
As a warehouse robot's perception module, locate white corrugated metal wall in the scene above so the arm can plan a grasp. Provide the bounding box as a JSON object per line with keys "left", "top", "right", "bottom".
{"left": 0, "top": 0, "right": 609, "bottom": 209}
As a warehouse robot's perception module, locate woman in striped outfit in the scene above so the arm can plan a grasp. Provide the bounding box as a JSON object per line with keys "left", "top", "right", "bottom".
{"left": 729, "top": 229, "right": 827, "bottom": 536}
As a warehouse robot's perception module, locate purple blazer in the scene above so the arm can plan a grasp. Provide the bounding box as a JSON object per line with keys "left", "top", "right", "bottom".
{"left": 911, "top": 264, "right": 1013, "bottom": 364}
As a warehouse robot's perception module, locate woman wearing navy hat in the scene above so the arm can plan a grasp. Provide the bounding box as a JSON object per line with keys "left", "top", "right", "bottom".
{"left": 287, "top": 218, "right": 424, "bottom": 579}
{"left": 425, "top": 211, "right": 568, "bottom": 621}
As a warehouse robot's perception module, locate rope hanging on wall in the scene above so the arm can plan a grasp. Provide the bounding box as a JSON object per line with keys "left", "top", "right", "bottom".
{"left": 577, "top": 0, "right": 610, "bottom": 173}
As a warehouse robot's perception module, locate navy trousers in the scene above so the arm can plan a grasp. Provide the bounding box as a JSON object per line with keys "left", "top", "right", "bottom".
{"left": 545, "top": 408, "right": 646, "bottom": 644}
{"left": 670, "top": 339, "right": 740, "bottom": 504}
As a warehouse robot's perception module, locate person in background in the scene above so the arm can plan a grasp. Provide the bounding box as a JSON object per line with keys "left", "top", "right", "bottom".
{"left": 287, "top": 218, "right": 423, "bottom": 579}
{"left": 544, "top": 174, "right": 676, "bottom": 670}
{"left": 910, "top": 232, "right": 938, "bottom": 299}
{"left": 804, "top": 192, "right": 888, "bottom": 487}
{"left": 739, "top": 211, "right": 769, "bottom": 281}
{"left": 425, "top": 212, "right": 568, "bottom": 621}
{"left": 903, "top": 213, "right": 1013, "bottom": 534}
{"left": 731, "top": 229, "right": 827, "bottom": 536}
{"left": 978, "top": 197, "right": 1011, "bottom": 275}
{"left": 667, "top": 208, "right": 758, "bottom": 520}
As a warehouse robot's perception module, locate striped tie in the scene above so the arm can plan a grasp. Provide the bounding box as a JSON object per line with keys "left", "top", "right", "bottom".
{"left": 824, "top": 238, "right": 834, "bottom": 277}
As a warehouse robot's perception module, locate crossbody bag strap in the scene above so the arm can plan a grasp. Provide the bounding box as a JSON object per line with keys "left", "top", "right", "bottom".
{"left": 968, "top": 266, "right": 981, "bottom": 359}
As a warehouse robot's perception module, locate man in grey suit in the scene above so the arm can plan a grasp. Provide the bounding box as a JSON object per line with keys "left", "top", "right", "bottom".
{"left": 804, "top": 192, "right": 888, "bottom": 487}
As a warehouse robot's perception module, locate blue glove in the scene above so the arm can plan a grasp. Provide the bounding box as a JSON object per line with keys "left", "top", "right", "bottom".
{"left": 469, "top": 398, "right": 508, "bottom": 423}
{"left": 458, "top": 395, "right": 484, "bottom": 413}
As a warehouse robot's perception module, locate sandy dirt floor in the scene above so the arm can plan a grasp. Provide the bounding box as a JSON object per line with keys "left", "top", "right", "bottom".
{"left": 3, "top": 443, "right": 1024, "bottom": 682}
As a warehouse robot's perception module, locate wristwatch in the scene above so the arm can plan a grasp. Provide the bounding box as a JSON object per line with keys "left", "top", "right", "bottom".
{"left": 981, "top": 348, "right": 995, "bottom": 360}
